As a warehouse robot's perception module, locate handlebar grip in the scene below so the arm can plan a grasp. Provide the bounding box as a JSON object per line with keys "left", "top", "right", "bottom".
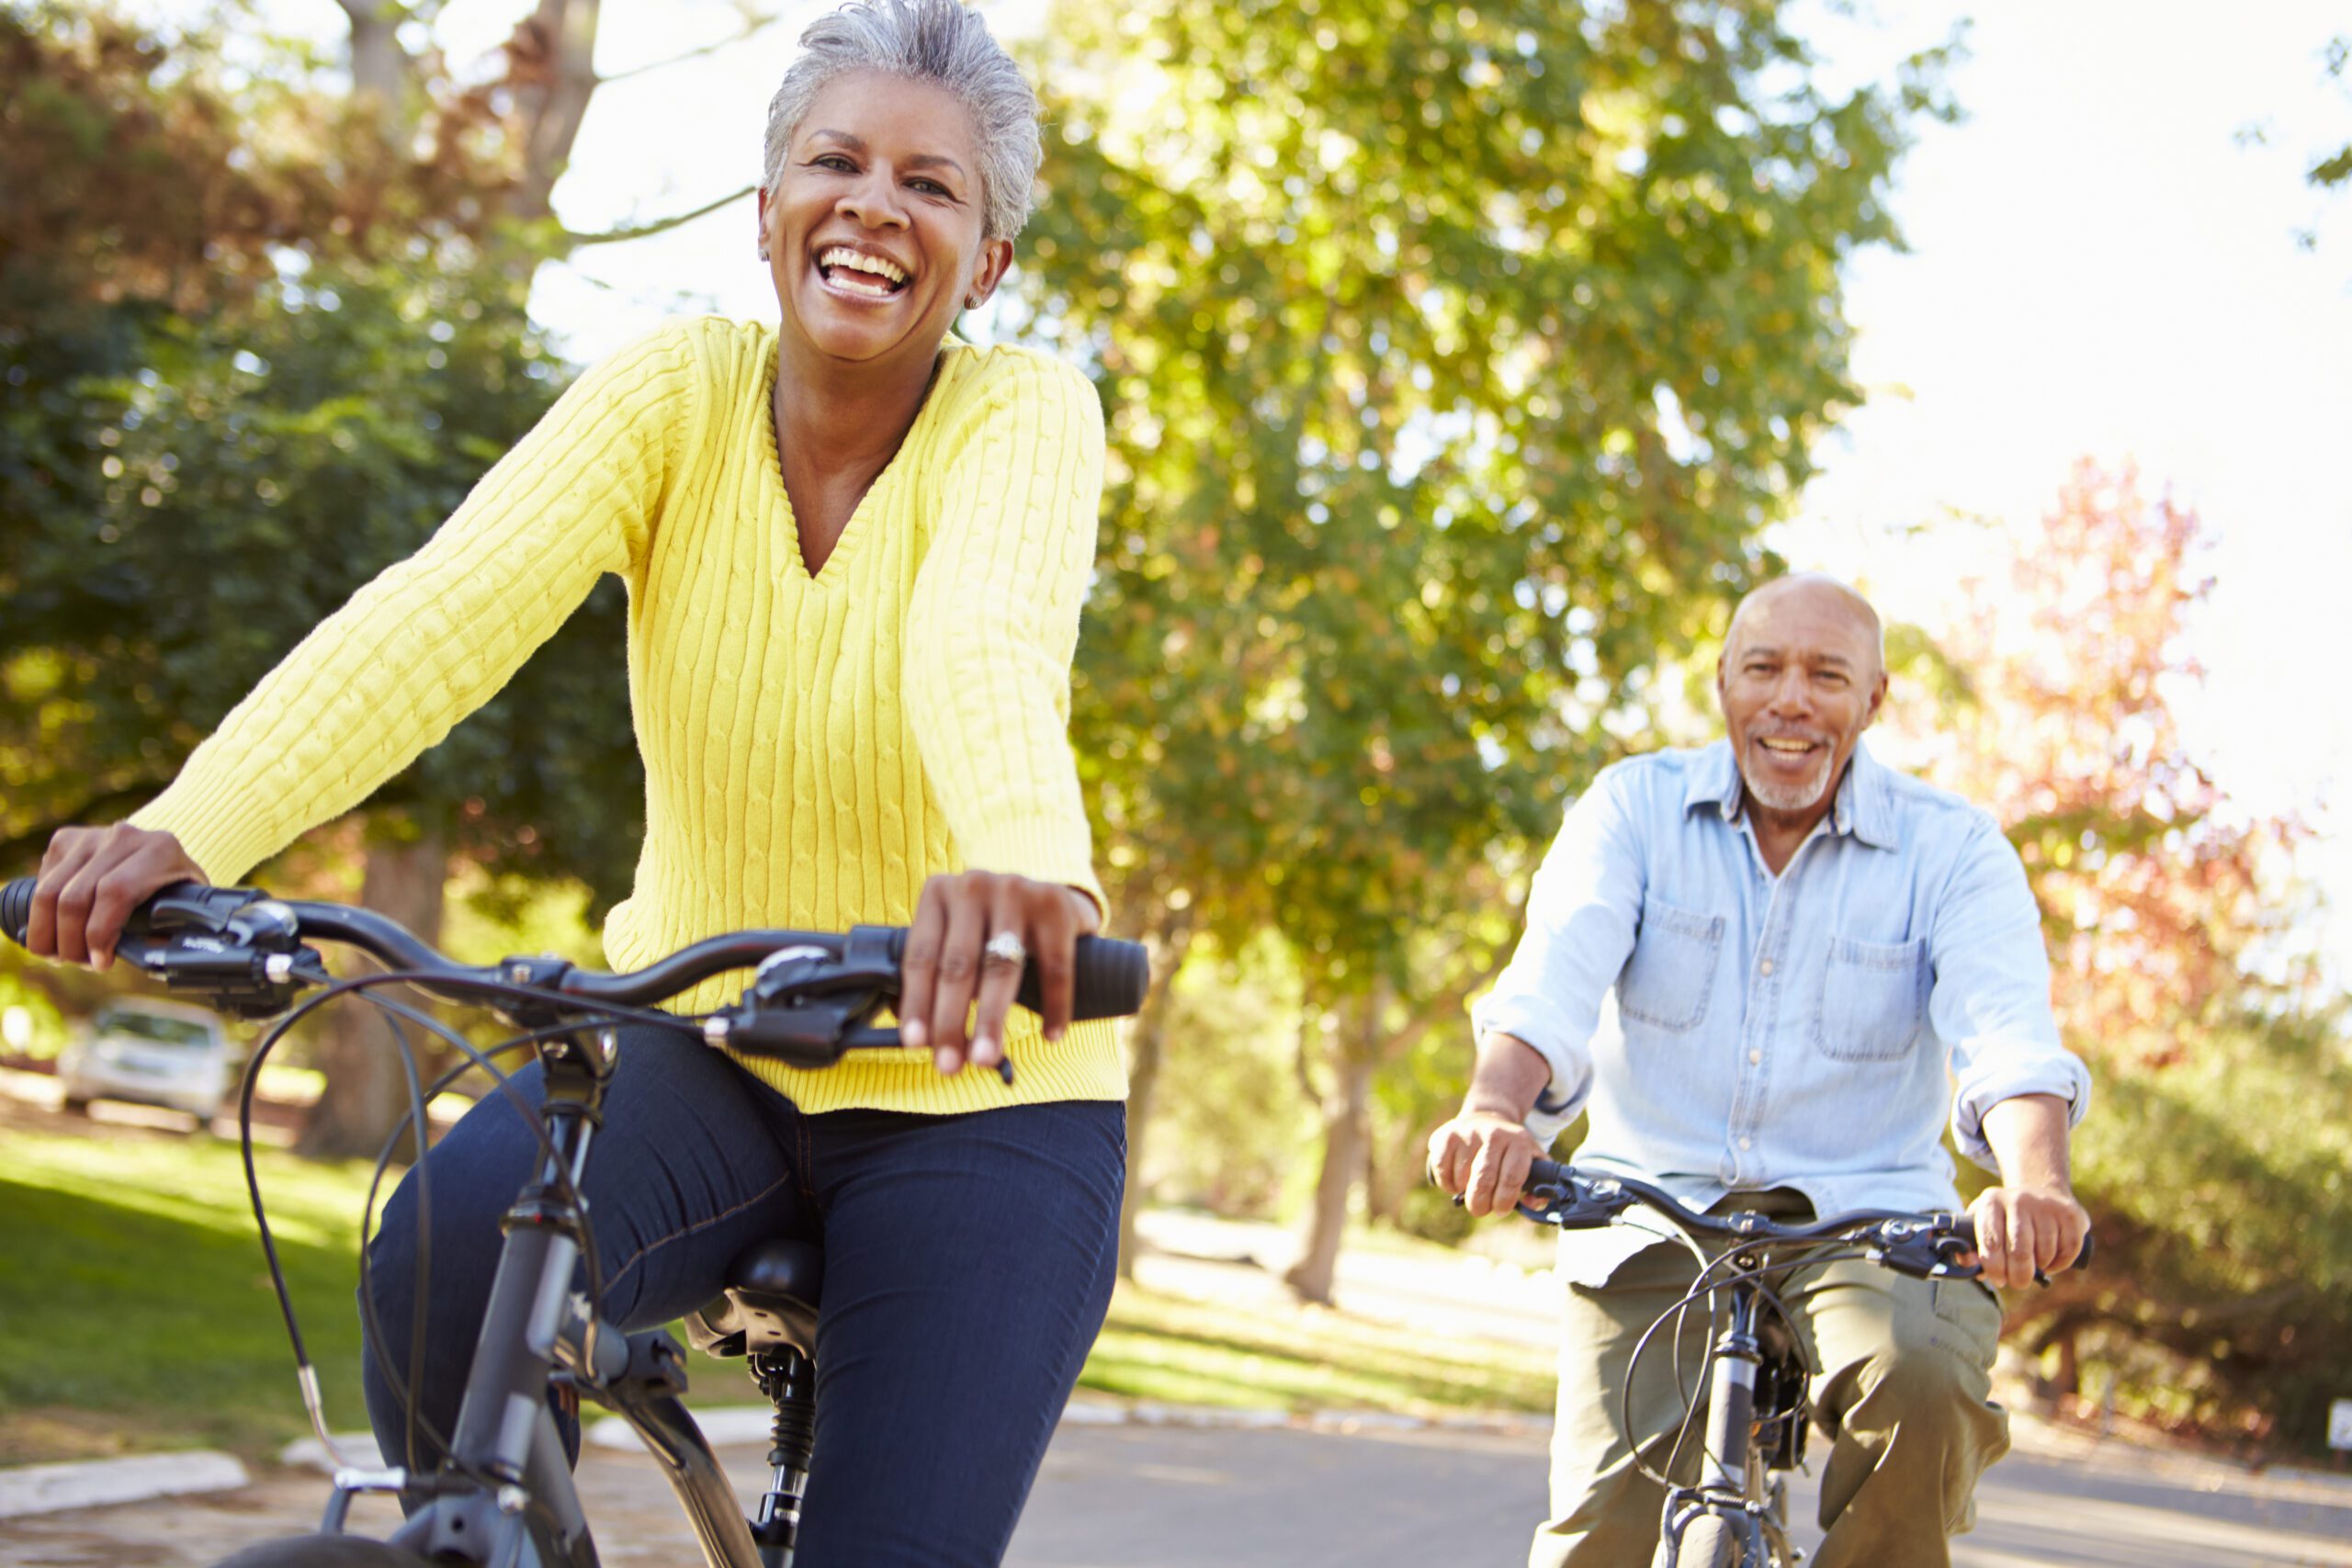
{"left": 1012, "top": 935, "right": 1150, "bottom": 1021}
{"left": 0, "top": 877, "right": 230, "bottom": 951}
{"left": 1, "top": 877, "right": 33, "bottom": 947}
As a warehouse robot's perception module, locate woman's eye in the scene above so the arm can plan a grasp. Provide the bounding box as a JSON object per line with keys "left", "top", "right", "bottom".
{"left": 813, "top": 154, "right": 855, "bottom": 172}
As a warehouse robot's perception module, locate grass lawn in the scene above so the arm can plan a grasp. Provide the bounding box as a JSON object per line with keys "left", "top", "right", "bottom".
{"left": 1082, "top": 1282, "right": 1553, "bottom": 1416}
{"left": 2, "top": 1121, "right": 1552, "bottom": 1466}
{"left": 0, "top": 1123, "right": 380, "bottom": 1465}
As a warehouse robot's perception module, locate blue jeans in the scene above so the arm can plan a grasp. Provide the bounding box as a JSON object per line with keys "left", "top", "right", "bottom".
{"left": 361, "top": 1027, "right": 1125, "bottom": 1567}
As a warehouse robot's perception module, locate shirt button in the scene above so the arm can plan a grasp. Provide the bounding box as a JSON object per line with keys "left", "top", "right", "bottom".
{"left": 1758, "top": 959, "right": 1775, "bottom": 976}
{"left": 1739, "top": 1137, "right": 1754, "bottom": 1150}
{"left": 1748, "top": 1049, "right": 1762, "bottom": 1065}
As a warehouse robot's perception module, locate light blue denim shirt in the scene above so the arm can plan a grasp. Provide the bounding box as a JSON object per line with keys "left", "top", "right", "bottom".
{"left": 1474, "top": 739, "right": 2090, "bottom": 1251}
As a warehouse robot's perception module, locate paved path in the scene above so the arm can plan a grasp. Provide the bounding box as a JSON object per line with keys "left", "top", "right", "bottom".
{"left": 5, "top": 1414, "right": 2347, "bottom": 1566}
{"left": 6, "top": 1091, "right": 2348, "bottom": 1564}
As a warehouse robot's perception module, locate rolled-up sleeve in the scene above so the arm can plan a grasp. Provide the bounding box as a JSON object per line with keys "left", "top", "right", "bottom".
{"left": 1931, "top": 818, "right": 2092, "bottom": 1168}
{"left": 1471, "top": 769, "right": 1645, "bottom": 1144}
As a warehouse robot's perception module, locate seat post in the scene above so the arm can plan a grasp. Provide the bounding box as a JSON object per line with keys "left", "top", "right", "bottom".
{"left": 749, "top": 1344, "right": 816, "bottom": 1568}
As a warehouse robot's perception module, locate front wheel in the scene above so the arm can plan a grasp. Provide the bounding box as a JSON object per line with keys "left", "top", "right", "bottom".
{"left": 213, "top": 1537, "right": 441, "bottom": 1567}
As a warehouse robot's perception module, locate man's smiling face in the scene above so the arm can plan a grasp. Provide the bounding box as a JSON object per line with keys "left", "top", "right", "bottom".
{"left": 1716, "top": 576, "right": 1889, "bottom": 819}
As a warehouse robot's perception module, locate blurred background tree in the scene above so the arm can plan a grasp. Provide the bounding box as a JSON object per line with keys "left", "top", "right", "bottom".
{"left": 1015, "top": 0, "right": 1955, "bottom": 1299}
{"left": 0, "top": 1, "right": 764, "bottom": 1154}
{"left": 1887, "top": 463, "right": 2351, "bottom": 1453}
{"left": 2311, "top": 34, "right": 2349, "bottom": 197}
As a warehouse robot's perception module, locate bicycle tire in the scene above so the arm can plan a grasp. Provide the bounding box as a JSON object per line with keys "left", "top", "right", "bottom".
{"left": 211, "top": 1537, "right": 441, "bottom": 1567}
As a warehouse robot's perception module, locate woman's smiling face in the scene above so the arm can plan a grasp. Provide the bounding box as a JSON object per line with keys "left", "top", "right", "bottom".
{"left": 759, "top": 70, "right": 1012, "bottom": 369}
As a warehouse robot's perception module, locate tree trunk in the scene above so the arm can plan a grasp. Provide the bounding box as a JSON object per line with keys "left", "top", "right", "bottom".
{"left": 1283, "top": 988, "right": 1381, "bottom": 1306}
{"left": 1114, "top": 908, "right": 1193, "bottom": 1280}
{"left": 2052, "top": 1325, "right": 2079, "bottom": 1401}
{"left": 335, "top": 0, "right": 413, "bottom": 119}
{"left": 295, "top": 823, "right": 448, "bottom": 1160}
{"left": 507, "top": 0, "right": 605, "bottom": 221}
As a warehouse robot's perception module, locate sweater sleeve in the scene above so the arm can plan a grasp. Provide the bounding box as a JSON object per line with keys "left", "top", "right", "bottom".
{"left": 130, "top": 323, "right": 699, "bottom": 884}
{"left": 903, "top": 349, "right": 1108, "bottom": 912}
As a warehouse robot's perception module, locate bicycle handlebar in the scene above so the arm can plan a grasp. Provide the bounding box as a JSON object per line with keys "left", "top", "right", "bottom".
{"left": 1, "top": 877, "right": 1151, "bottom": 1056}
{"left": 1518, "top": 1156, "right": 2094, "bottom": 1279}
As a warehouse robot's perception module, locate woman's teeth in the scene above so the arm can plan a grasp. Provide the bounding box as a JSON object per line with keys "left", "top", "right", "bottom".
{"left": 820, "top": 247, "right": 907, "bottom": 298}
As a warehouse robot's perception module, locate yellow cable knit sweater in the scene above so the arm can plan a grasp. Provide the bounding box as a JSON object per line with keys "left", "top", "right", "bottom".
{"left": 131, "top": 317, "right": 1123, "bottom": 1114}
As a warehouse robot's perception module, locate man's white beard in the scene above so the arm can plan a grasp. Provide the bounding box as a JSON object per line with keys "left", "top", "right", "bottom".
{"left": 1741, "top": 748, "right": 1836, "bottom": 813}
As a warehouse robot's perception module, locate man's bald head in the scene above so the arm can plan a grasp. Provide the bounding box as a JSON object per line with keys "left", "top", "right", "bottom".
{"left": 1724, "top": 573, "right": 1885, "bottom": 677}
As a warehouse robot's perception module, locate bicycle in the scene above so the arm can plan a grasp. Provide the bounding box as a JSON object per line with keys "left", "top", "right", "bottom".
{"left": 1510, "top": 1156, "right": 2092, "bottom": 1568}
{"left": 0, "top": 876, "right": 1149, "bottom": 1567}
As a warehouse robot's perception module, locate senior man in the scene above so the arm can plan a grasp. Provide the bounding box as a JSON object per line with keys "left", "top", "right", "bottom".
{"left": 1430, "top": 573, "right": 2090, "bottom": 1568}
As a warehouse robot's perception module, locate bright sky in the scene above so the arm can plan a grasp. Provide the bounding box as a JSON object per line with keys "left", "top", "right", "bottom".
{"left": 1772, "top": 1, "right": 2352, "bottom": 971}
{"left": 198, "top": 0, "right": 2352, "bottom": 964}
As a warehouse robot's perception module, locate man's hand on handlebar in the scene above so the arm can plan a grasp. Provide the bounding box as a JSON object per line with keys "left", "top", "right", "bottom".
{"left": 1426, "top": 1030, "right": 1556, "bottom": 1215}
{"left": 27, "top": 825, "right": 208, "bottom": 971}
{"left": 1427, "top": 1108, "right": 1548, "bottom": 1217}
{"left": 898, "top": 872, "right": 1101, "bottom": 1078}
{"left": 1963, "top": 1183, "right": 2091, "bottom": 1291}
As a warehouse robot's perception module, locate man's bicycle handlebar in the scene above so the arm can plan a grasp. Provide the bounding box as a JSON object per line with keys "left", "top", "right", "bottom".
{"left": 1516, "top": 1156, "right": 2093, "bottom": 1280}
{"left": 0, "top": 877, "right": 1150, "bottom": 1069}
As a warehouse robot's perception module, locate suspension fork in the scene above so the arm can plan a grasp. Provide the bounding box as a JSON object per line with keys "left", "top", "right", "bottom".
{"left": 386, "top": 1027, "right": 616, "bottom": 1565}
{"left": 447, "top": 1029, "right": 614, "bottom": 1474}
{"left": 1659, "top": 1270, "right": 1774, "bottom": 1566}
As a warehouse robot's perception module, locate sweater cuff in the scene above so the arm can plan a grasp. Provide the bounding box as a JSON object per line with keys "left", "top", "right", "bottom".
{"left": 961, "top": 812, "right": 1105, "bottom": 915}
{"left": 129, "top": 784, "right": 269, "bottom": 887}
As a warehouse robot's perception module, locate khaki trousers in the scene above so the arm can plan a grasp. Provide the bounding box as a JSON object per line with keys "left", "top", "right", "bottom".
{"left": 1530, "top": 1192, "right": 2009, "bottom": 1568}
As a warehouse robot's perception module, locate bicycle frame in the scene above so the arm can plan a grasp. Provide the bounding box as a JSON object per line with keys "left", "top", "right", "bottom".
{"left": 326, "top": 1025, "right": 766, "bottom": 1568}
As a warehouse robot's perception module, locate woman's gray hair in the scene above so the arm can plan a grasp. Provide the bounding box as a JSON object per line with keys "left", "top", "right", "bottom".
{"left": 761, "top": 0, "right": 1043, "bottom": 242}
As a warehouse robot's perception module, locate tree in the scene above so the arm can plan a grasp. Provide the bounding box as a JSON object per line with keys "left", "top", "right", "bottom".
{"left": 1017, "top": 0, "right": 1954, "bottom": 1299}
{"left": 1898, "top": 463, "right": 2350, "bottom": 1454}
{"left": 0, "top": 1, "right": 767, "bottom": 1156}
{"left": 2311, "top": 35, "right": 2349, "bottom": 197}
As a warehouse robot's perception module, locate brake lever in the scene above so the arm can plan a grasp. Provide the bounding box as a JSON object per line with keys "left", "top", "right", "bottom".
{"left": 1866, "top": 1221, "right": 1984, "bottom": 1282}
{"left": 1510, "top": 1171, "right": 1636, "bottom": 1231}
{"left": 113, "top": 889, "right": 321, "bottom": 1018}
{"left": 707, "top": 928, "right": 1018, "bottom": 1085}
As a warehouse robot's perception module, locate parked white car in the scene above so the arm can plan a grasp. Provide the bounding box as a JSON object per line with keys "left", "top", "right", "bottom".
{"left": 57, "top": 998, "right": 239, "bottom": 1123}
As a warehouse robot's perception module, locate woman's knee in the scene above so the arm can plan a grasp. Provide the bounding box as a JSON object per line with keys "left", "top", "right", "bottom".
{"left": 365, "top": 1088, "right": 545, "bottom": 1321}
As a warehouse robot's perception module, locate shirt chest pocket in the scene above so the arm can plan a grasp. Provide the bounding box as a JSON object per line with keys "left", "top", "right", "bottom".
{"left": 1617, "top": 899, "right": 1725, "bottom": 1033}
{"left": 1815, "top": 935, "right": 1928, "bottom": 1062}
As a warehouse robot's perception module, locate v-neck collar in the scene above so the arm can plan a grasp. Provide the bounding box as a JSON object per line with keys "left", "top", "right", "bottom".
{"left": 760, "top": 334, "right": 957, "bottom": 587}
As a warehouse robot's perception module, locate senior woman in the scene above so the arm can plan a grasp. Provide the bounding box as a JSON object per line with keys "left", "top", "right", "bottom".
{"left": 24, "top": 2, "right": 1124, "bottom": 1561}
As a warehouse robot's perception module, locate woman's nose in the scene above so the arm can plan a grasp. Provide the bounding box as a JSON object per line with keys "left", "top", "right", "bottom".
{"left": 838, "top": 171, "right": 909, "bottom": 229}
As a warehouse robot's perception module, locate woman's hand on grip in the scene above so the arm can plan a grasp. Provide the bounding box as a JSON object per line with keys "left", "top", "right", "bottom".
{"left": 898, "top": 871, "right": 1101, "bottom": 1077}
{"left": 28, "top": 824, "right": 207, "bottom": 969}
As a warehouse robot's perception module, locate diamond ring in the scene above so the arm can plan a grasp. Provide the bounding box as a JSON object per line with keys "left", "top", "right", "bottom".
{"left": 981, "top": 931, "right": 1028, "bottom": 968}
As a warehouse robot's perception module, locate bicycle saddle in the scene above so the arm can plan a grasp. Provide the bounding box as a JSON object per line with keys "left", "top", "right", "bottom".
{"left": 684, "top": 1238, "right": 824, "bottom": 1360}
